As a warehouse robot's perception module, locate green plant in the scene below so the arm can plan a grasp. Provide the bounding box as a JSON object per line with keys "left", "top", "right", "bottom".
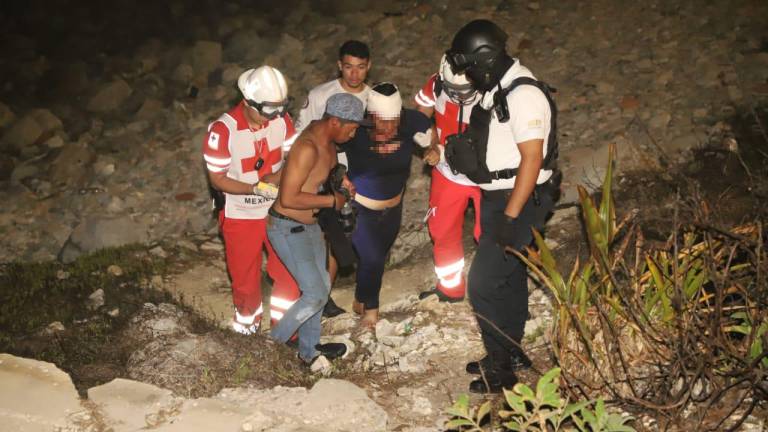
{"left": 516, "top": 144, "right": 767, "bottom": 429}
{"left": 501, "top": 368, "right": 633, "bottom": 432}
{"left": 445, "top": 394, "right": 491, "bottom": 431}
{"left": 728, "top": 312, "right": 768, "bottom": 369}
{"left": 444, "top": 368, "right": 635, "bottom": 431}
{"left": 572, "top": 399, "right": 636, "bottom": 432}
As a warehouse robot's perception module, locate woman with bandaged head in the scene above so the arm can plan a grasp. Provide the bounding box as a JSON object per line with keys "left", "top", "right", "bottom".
{"left": 344, "top": 83, "right": 431, "bottom": 327}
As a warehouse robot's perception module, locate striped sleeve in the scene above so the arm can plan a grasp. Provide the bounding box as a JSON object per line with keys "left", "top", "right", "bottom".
{"left": 282, "top": 112, "right": 298, "bottom": 154}
{"left": 414, "top": 74, "right": 437, "bottom": 108}
{"left": 202, "top": 121, "right": 231, "bottom": 173}
{"left": 269, "top": 114, "right": 294, "bottom": 173}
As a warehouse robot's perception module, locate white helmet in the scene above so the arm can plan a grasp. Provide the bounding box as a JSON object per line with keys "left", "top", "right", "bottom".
{"left": 237, "top": 66, "right": 289, "bottom": 119}
{"left": 438, "top": 54, "right": 477, "bottom": 104}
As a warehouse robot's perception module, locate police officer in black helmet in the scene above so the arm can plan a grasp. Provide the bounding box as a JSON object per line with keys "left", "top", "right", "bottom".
{"left": 444, "top": 19, "right": 561, "bottom": 393}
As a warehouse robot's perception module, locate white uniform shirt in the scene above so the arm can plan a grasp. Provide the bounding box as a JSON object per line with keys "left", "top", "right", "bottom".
{"left": 478, "top": 60, "right": 553, "bottom": 191}
{"left": 203, "top": 102, "right": 294, "bottom": 219}
{"left": 291, "top": 79, "right": 369, "bottom": 164}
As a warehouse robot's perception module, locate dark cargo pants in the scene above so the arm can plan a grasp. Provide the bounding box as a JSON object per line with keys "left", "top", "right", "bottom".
{"left": 467, "top": 180, "right": 557, "bottom": 364}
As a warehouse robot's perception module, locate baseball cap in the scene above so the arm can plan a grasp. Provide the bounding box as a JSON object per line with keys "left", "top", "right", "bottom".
{"left": 325, "top": 93, "right": 371, "bottom": 126}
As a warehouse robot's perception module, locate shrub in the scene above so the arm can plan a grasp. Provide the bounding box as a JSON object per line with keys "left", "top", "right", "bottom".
{"left": 518, "top": 144, "right": 767, "bottom": 430}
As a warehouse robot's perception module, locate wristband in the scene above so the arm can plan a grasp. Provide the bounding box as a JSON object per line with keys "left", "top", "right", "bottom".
{"left": 330, "top": 193, "right": 336, "bottom": 209}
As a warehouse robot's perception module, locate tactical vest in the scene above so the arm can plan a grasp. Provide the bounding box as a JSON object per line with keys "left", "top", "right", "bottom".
{"left": 444, "top": 77, "right": 559, "bottom": 184}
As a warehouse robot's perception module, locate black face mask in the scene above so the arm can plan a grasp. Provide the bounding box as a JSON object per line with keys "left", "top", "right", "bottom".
{"left": 466, "top": 68, "right": 496, "bottom": 93}
{"left": 467, "top": 55, "right": 516, "bottom": 93}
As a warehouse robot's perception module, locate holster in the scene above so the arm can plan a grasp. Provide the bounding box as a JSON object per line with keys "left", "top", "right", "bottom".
{"left": 210, "top": 187, "right": 225, "bottom": 216}
{"left": 444, "top": 104, "right": 493, "bottom": 184}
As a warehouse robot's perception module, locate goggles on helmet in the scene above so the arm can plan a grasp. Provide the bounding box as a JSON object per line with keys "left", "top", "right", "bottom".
{"left": 443, "top": 81, "right": 476, "bottom": 104}
{"left": 246, "top": 98, "right": 290, "bottom": 120}
{"left": 445, "top": 49, "right": 500, "bottom": 75}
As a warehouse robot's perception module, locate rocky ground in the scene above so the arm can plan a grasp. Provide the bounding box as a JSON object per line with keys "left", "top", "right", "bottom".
{"left": 2, "top": 0, "right": 767, "bottom": 263}
{"left": 1, "top": 0, "right": 768, "bottom": 430}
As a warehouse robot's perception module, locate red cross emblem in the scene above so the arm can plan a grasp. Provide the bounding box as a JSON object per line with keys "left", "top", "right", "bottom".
{"left": 241, "top": 138, "right": 268, "bottom": 173}
{"left": 435, "top": 103, "right": 464, "bottom": 144}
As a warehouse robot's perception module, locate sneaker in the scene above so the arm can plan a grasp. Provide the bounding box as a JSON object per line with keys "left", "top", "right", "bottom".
{"left": 231, "top": 320, "right": 258, "bottom": 335}
{"left": 322, "top": 297, "right": 347, "bottom": 318}
{"left": 315, "top": 342, "right": 347, "bottom": 359}
{"left": 469, "top": 369, "right": 518, "bottom": 394}
{"left": 418, "top": 287, "right": 464, "bottom": 303}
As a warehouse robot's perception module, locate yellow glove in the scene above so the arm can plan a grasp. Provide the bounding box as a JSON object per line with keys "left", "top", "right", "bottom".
{"left": 252, "top": 182, "right": 278, "bottom": 200}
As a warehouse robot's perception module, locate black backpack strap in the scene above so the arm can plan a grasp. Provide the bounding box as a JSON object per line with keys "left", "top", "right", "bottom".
{"left": 491, "top": 77, "right": 559, "bottom": 172}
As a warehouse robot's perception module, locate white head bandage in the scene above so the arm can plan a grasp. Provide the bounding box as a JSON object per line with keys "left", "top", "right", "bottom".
{"left": 367, "top": 82, "right": 402, "bottom": 119}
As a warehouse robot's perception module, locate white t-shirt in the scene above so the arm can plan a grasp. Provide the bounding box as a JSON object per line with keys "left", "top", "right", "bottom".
{"left": 479, "top": 60, "right": 553, "bottom": 191}
{"left": 290, "top": 79, "right": 370, "bottom": 165}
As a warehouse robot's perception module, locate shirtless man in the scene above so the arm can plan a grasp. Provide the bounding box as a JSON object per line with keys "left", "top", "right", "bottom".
{"left": 289, "top": 40, "right": 372, "bottom": 318}
{"left": 267, "top": 93, "right": 366, "bottom": 365}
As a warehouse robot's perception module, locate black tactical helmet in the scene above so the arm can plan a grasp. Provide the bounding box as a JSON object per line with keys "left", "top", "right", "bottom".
{"left": 446, "top": 19, "right": 509, "bottom": 92}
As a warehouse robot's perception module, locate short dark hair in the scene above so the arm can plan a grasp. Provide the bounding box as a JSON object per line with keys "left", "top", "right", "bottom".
{"left": 339, "top": 40, "right": 369, "bottom": 61}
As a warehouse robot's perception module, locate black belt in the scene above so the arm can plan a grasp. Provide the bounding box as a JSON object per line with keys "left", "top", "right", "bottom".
{"left": 488, "top": 168, "right": 519, "bottom": 180}
{"left": 268, "top": 207, "right": 304, "bottom": 224}
{"left": 482, "top": 171, "right": 562, "bottom": 202}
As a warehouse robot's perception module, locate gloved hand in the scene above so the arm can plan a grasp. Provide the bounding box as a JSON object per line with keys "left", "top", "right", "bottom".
{"left": 413, "top": 129, "right": 433, "bottom": 148}
{"left": 497, "top": 216, "right": 530, "bottom": 253}
{"left": 253, "top": 181, "right": 278, "bottom": 200}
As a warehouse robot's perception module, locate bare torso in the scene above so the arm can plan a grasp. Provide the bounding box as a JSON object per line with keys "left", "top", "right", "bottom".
{"left": 272, "top": 122, "right": 338, "bottom": 224}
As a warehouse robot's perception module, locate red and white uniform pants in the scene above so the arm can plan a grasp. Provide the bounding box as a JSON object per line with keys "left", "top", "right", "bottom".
{"left": 427, "top": 169, "right": 482, "bottom": 298}
{"left": 219, "top": 213, "right": 300, "bottom": 328}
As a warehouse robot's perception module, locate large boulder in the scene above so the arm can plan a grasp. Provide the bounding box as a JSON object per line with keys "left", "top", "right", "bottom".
{"left": 48, "top": 141, "right": 95, "bottom": 187}
{"left": 224, "top": 29, "right": 270, "bottom": 63}
{"left": 0, "top": 354, "right": 82, "bottom": 431}
{"left": 87, "top": 379, "right": 177, "bottom": 431}
{"left": 87, "top": 79, "right": 133, "bottom": 113}
{"left": 191, "top": 40, "right": 223, "bottom": 84}
{"left": 216, "top": 379, "right": 388, "bottom": 432}
{"left": 59, "top": 215, "right": 151, "bottom": 263}
{"left": 1, "top": 114, "right": 43, "bottom": 153}
{"left": 28, "top": 109, "right": 63, "bottom": 135}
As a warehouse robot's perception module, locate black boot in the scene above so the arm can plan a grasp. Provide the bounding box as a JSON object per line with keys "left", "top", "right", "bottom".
{"left": 315, "top": 342, "right": 347, "bottom": 359}
{"left": 465, "top": 355, "right": 494, "bottom": 375}
{"left": 322, "top": 297, "right": 346, "bottom": 318}
{"left": 509, "top": 350, "right": 533, "bottom": 370}
{"left": 418, "top": 287, "right": 464, "bottom": 303}
{"left": 466, "top": 351, "right": 532, "bottom": 374}
{"left": 469, "top": 369, "right": 518, "bottom": 394}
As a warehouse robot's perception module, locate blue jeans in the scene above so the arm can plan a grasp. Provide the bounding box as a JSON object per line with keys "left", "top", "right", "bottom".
{"left": 267, "top": 216, "right": 330, "bottom": 362}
